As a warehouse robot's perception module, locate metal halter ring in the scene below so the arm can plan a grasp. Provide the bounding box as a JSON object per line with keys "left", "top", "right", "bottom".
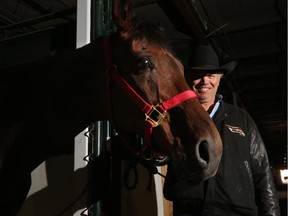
{"left": 145, "top": 104, "right": 167, "bottom": 127}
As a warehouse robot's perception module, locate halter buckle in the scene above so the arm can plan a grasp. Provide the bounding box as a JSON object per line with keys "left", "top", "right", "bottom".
{"left": 145, "top": 105, "right": 167, "bottom": 127}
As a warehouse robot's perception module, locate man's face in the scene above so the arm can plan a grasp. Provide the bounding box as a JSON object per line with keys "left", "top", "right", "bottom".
{"left": 186, "top": 72, "right": 222, "bottom": 105}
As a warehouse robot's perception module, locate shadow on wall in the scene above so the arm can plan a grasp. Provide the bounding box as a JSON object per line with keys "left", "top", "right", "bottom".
{"left": 17, "top": 154, "right": 88, "bottom": 216}
{"left": 17, "top": 151, "right": 120, "bottom": 216}
{"left": 16, "top": 152, "right": 160, "bottom": 216}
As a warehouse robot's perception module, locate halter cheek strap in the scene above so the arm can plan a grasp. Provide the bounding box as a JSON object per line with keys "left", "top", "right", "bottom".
{"left": 110, "top": 72, "right": 198, "bottom": 150}
{"left": 143, "top": 90, "right": 198, "bottom": 150}
{"left": 103, "top": 35, "right": 198, "bottom": 156}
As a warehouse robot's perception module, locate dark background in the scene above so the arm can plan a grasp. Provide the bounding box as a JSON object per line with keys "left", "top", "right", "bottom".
{"left": 0, "top": 0, "right": 286, "bottom": 213}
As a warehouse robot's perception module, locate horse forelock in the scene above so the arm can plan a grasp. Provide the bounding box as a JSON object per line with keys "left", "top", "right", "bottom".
{"left": 130, "top": 22, "right": 170, "bottom": 50}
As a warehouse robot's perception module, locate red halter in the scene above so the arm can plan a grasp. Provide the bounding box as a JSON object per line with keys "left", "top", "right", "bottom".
{"left": 103, "top": 36, "right": 198, "bottom": 157}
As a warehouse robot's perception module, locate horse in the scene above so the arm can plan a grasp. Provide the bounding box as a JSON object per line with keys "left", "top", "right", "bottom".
{"left": 0, "top": 0, "right": 222, "bottom": 215}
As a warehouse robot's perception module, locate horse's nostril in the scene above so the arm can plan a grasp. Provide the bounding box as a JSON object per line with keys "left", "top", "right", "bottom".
{"left": 198, "top": 141, "right": 210, "bottom": 167}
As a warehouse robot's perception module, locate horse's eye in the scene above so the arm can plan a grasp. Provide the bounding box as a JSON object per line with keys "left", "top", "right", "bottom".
{"left": 137, "top": 58, "right": 154, "bottom": 71}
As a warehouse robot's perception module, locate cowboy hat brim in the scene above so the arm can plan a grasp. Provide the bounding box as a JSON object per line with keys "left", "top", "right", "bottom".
{"left": 185, "top": 60, "right": 237, "bottom": 75}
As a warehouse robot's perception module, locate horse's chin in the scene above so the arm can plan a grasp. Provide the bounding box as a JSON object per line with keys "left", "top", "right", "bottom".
{"left": 171, "top": 154, "right": 219, "bottom": 185}
{"left": 184, "top": 176, "right": 205, "bottom": 185}
{"left": 176, "top": 170, "right": 207, "bottom": 185}
{"left": 184, "top": 168, "right": 218, "bottom": 185}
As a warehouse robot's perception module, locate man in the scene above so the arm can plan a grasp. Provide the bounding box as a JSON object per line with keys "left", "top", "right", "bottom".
{"left": 163, "top": 45, "right": 281, "bottom": 216}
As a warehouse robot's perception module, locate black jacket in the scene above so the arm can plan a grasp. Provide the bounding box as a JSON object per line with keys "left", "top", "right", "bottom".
{"left": 164, "top": 101, "right": 281, "bottom": 216}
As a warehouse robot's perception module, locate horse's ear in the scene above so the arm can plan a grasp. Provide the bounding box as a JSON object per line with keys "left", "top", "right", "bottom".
{"left": 113, "top": 0, "right": 134, "bottom": 38}
{"left": 156, "top": 22, "right": 165, "bottom": 35}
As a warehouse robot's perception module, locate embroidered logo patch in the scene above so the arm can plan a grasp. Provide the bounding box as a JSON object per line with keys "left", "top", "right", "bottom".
{"left": 225, "top": 124, "right": 246, "bottom": 137}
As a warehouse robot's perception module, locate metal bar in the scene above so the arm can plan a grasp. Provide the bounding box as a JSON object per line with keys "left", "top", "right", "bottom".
{"left": 73, "top": 1, "right": 91, "bottom": 216}
{"left": 159, "top": 0, "right": 208, "bottom": 44}
{"left": 22, "top": 0, "right": 52, "bottom": 14}
{"left": 0, "top": 7, "right": 76, "bottom": 31}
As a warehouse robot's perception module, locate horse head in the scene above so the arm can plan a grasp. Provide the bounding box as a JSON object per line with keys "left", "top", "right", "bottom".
{"left": 106, "top": 0, "right": 223, "bottom": 183}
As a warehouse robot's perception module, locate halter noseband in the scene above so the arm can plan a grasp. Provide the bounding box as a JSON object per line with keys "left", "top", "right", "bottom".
{"left": 103, "top": 36, "right": 198, "bottom": 158}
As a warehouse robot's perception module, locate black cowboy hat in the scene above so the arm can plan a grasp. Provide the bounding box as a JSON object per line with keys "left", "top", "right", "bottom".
{"left": 185, "top": 45, "right": 237, "bottom": 75}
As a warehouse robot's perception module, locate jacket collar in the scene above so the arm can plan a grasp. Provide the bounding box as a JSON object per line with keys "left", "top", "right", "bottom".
{"left": 209, "top": 94, "right": 223, "bottom": 119}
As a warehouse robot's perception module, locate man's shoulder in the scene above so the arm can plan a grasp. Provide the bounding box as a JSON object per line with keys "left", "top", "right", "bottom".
{"left": 220, "top": 102, "right": 249, "bottom": 116}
